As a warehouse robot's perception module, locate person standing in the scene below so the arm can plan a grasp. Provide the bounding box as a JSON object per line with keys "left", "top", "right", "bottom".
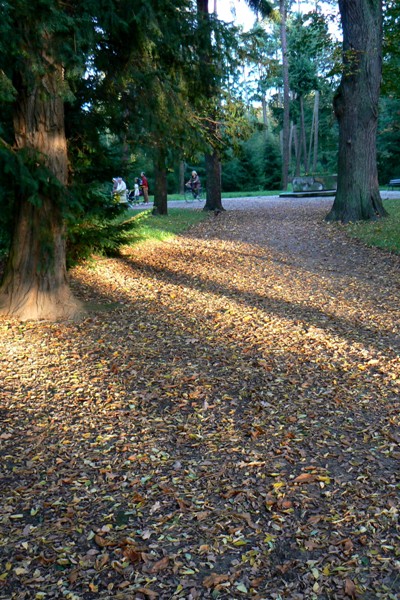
{"left": 140, "top": 172, "right": 149, "bottom": 204}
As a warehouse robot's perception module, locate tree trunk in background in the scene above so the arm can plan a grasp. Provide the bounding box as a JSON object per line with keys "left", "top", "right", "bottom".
{"left": 294, "top": 125, "right": 301, "bottom": 176}
{"left": 197, "top": 0, "right": 224, "bottom": 212}
{"left": 179, "top": 160, "right": 185, "bottom": 194}
{"left": 312, "top": 90, "right": 319, "bottom": 172}
{"left": 289, "top": 122, "right": 294, "bottom": 173}
{"left": 300, "top": 96, "right": 308, "bottom": 173}
{"left": 326, "top": 0, "right": 386, "bottom": 223}
{"left": 0, "top": 60, "right": 82, "bottom": 321}
{"left": 280, "top": 0, "right": 290, "bottom": 189}
{"left": 152, "top": 148, "right": 168, "bottom": 215}
{"left": 262, "top": 96, "right": 268, "bottom": 140}
{"left": 203, "top": 151, "right": 224, "bottom": 212}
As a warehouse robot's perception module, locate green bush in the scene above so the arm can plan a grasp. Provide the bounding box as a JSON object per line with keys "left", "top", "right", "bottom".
{"left": 65, "top": 183, "right": 139, "bottom": 267}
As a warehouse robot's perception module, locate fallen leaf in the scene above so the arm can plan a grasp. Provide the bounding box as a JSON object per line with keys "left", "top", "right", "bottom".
{"left": 203, "top": 573, "right": 230, "bottom": 588}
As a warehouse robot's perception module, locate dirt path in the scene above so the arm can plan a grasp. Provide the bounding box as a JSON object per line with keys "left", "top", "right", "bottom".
{"left": 1, "top": 200, "right": 399, "bottom": 599}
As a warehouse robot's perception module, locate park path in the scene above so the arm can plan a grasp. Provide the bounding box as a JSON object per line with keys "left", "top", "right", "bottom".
{"left": 0, "top": 197, "right": 399, "bottom": 599}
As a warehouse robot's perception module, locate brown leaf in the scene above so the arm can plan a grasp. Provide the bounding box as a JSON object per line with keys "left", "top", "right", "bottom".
{"left": 135, "top": 587, "right": 159, "bottom": 598}
{"left": 344, "top": 578, "right": 357, "bottom": 598}
{"left": 95, "top": 554, "right": 110, "bottom": 570}
{"left": 203, "top": 573, "right": 230, "bottom": 588}
{"left": 293, "top": 473, "right": 317, "bottom": 484}
{"left": 94, "top": 535, "right": 119, "bottom": 548}
{"left": 148, "top": 556, "right": 169, "bottom": 573}
{"left": 122, "top": 546, "right": 144, "bottom": 564}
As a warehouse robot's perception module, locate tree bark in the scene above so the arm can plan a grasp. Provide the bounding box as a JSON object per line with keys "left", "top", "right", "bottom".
{"left": 203, "top": 151, "right": 224, "bottom": 212}
{"left": 326, "top": 0, "right": 387, "bottom": 223}
{"left": 152, "top": 148, "right": 168, "bottom": 215}
{"left": 300, "top": 95, "right": 308, "bottom": 173}
{"left": 179, "top": 160, "right": 185, "bottom": 195}
{"left": 280, "top": 0, "right": 290, "bottom": 190}
{"left": 312, "top": 90, "right": 319, "bottom": 173}
{"left": 0, "top": 60, "right": 83, "bottom": 321}
{"left": 197, "top": 0, "right": 225, "bottom": 212}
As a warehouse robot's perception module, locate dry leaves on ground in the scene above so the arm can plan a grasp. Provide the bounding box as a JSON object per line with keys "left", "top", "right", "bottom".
{"left": 0, "top": 201, "right": 399, "bottom": 599}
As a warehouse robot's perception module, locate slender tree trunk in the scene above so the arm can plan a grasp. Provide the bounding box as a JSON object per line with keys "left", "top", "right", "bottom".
{"left": 179, "top": 160, "right": 185, "bottom": 194}
{"left": 326, "top": 0, "right": 386, "bottom": 223}
{"left": 308, "top": 99, "right": 315, "bottom": 171}
{"left": 312, "top": 90, "right": 319, "bottom": 173}
{"left": 280, "top": 0, "right": 290, "bottom": 190}
{"left": 0, "top": 61, "right": 82, "bottom": 321}
{"left": 197, "top": 0, "right": 225, "bottom": 212}
{"left": 300, "top": 95, "right": 308, "bottom": 173}
{"left": 152, "top": 148, "right": 168, "bottom": 215}
{"left": 262, "top": 96, "right": 268, "bottom": 140}
{"left": 289, "top": 121, "right": 294, "bottom": 173}
{"left": 294, "top": 125, "right": 301, "bottom": 176}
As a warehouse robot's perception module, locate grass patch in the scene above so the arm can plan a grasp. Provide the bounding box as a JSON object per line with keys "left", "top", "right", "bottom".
{"left": 126, "top": 207, "right": 210, "bottom": 244}
{"left": 346, "top": 198, "right": 400, "bottom": 254}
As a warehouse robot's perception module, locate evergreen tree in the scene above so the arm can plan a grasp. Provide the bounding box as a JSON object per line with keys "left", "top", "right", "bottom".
{"left": 0, "top": 0, "right": 194, "bottom": 319}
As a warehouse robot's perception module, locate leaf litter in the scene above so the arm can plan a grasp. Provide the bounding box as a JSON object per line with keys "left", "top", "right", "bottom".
{"left": 0, "top": 200, "right": 399, "bottom": 599}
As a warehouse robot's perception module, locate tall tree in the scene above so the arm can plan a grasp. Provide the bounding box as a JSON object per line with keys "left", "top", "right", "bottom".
{"left": 198, "top": 0, "right": 272, "bottom": 212}
{"left": 0, "top": 1, "right": 86, "bottom": 320}
{"left": 279, "top": 0, "right": 291, "bottom": 189}
{"left": 326, "top": 0, "right": 387, "bottom": 222}
{"left": 0, "top": 0, "right": 195, "bottom": 319}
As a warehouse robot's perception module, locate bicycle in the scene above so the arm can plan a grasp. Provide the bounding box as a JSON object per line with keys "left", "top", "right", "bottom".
{"left": 184, "top": 184, "right": 204, "bottom": 203}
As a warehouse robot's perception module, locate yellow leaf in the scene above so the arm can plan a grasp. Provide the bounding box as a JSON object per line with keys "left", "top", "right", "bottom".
{"left": 273, "top": 482, "right": 285, "bottom": 489}
{"left": 317, "top": 475, "right": 331, "bottom": 484}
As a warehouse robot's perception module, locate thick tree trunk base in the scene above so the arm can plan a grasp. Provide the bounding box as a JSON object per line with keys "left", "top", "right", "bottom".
{"left": 0, "top": 287, "right": 84, "bottom": 322}
{"left": 325, "top": 190, "right": 388, "bottom": 224}
{"left": 203, "top": 206, "right": 226, "bottom": 214}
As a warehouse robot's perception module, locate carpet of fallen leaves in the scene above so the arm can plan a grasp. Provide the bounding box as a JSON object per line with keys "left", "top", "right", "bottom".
{"left": 1, "top": 200, "right": 399, "bottom": 600}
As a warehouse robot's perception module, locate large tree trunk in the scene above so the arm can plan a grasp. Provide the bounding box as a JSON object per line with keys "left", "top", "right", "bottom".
{"left": 0, "top": 62, "right": 82, "bottom": 321}
{"left": 326, "top": 0, "right": 387, "bottom": 223}
{"left": 203, "top": 151, "right": 224, "bottom": 212}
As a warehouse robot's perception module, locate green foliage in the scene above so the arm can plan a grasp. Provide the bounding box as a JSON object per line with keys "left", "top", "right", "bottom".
{"left": 66, "top": 211, "right": 139, "bottom": 268}
{"left": 382, "top": 1, "right": 400, "bottom": 97}
{"left": 64, "top": 181, "right": 134, "bottom": 266}
{"left": 262, "top": 132, "right": 282, "bottom": 190}
{"left": 346, "top": 199, "right": 400, "bottom": 254}
{"left": 221, "top": 129, "right": 282, "bottom": 192}
{"left": 377, "top": 96, "right": 400, "bottom": 185}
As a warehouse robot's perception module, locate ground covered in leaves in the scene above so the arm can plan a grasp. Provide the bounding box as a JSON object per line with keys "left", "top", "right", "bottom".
{"left": 1, "top": 199, "right": 399, "bottom": 600}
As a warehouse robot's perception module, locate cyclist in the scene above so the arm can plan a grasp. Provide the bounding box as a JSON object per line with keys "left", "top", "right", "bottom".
{"left": 186, "top": 171, "right": 201, "bottom": 199}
